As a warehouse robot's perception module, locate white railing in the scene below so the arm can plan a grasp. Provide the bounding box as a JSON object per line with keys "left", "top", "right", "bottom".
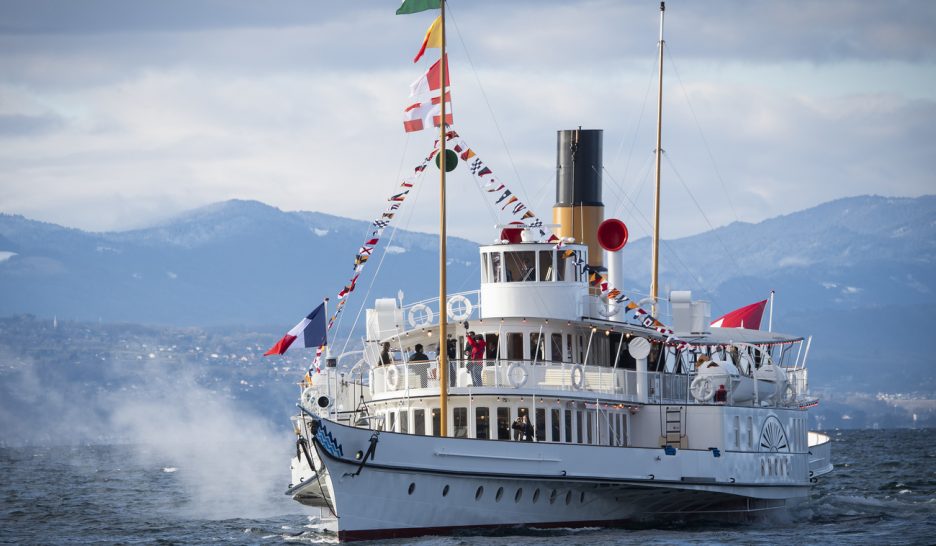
{"left": 370, "top": 360, "right": 721, "bottom": 406}
{"left": 399, "top": 290, "right": 481, "bottom": 330}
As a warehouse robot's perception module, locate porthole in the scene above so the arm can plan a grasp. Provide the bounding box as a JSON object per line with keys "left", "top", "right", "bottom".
{"left": 580, "top": 491, "right": 585, "bottom": 503}
{"left": 549, "top": 489, "right": 558, "bottom": 504}
{"left": 515, "top": 488, "right": 523, "bottom": 503}
{"left": 532, "top": 488, "right": 540, "bottom": 503}
{"left": 475, "top": 486, "right": 484, "bottom": 500}
{"left": 565, "top": 491, "right": 572, "bottom": 505}
{"left": 408, "top": 482, "right": 415, "bottom": 495}
{"left": 442, "top": 485, "right": 450, "bottom": 497}
{"left": 495, "top": 487, "right": 504, "bottom": 502}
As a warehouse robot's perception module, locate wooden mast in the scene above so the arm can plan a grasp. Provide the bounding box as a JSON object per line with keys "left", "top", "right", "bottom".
{"left": 650, "top": 1, "right": 665, "bottom": 315}
{"left": 437, "top": 0, "right": 448, "bottom": 437}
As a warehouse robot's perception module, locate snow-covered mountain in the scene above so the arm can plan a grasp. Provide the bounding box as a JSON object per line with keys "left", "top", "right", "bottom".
{"left": 0, "top": 195, "right": 933, "bottom": 392}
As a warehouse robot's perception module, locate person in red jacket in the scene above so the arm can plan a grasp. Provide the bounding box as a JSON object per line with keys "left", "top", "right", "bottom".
{"left": 466, "top": 333, "right": 486, "bottom": 385}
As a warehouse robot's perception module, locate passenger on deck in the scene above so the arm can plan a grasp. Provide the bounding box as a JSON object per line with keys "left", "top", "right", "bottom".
{"left": 511, "top": 415, "right": 534, "bottom": 441}
{"left": 714, "top": 384, "right": 728, "bottom": 404}
{"left": 466, "top": 334, "right": 486, "bottom": 386}
{"left": 379, "top": 342, "right": 392, "bottom": 366}
{"left": 410, "top": 343, "right": 429, "bottom": 386}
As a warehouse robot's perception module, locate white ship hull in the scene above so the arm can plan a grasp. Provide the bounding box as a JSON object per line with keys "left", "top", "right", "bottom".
{"left": 291, "top": 413, "right": 818, "bottom": 541}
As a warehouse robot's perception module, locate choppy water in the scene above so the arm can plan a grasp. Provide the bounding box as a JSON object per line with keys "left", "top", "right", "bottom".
{"left": 2, "top": 429, "right": 933, "bottom": 545}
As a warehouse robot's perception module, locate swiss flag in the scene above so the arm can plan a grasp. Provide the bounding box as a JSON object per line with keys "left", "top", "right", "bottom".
{"left": 710, "top": 299, "right": 768, "bottom": 330}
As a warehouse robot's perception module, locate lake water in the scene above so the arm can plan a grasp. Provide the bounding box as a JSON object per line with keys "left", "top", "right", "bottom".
{"left": 2, "top": 429, "right": 933, "bottom": 545}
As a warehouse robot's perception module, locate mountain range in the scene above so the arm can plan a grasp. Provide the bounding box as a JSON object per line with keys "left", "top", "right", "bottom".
{"left": 1, "top": 195, "right": 934, "bottom": 392}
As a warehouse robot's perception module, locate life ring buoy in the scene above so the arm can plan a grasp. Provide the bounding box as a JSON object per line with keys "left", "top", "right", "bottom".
{"left": 507, "top": 362, "right": 529, "bottom": 388}
{"left": 782, "top": 383, "right": 796, "bottom": 404}
{"left": 446, "top": 295, "right": 473, "bottom": 321}
{"left": 570, "top": 364, "right": 585, "bottom": 390}
{"left": 595, "top": 301, "right": 620, "bottom": 318}
{"left": 408, "top": 303, "right": 434, "bottom": 328}
{"left": 385, "top": 365, "right": 400, "bottom": 390}
{"left": 300, "top": 386, "right": 317, "bottom": 409}
{"left": 690, "top": 375, "right": 715, "bottom": 402}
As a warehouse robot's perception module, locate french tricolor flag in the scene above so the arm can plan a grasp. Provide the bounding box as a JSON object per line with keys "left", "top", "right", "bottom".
{"left": 264, "top": 303, "right": 327, "bottom": 356}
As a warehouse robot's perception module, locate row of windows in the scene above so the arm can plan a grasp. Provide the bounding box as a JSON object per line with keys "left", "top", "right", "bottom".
{"left": 384, "top": 405, "right": 628, "bottom": 446}
{"left": 481, "top": 249, "right": 585, "bottom": 284}
{"left": 407, "top": 481, "right": 588, "bottom": 507}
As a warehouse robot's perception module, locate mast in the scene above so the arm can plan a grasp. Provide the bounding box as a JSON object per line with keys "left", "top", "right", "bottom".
{"left": 437, "top": 0, "right": 448, "bottom": 437}
{"left": 650, "top": 1, "right": 665, "bottom": 315}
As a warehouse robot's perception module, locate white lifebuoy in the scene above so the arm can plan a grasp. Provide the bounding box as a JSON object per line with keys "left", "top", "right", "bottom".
{"left": 385, "top": 365, "right": 400, "bottom": 390}
{"left": 407, "top": 303, "right": 434, "bottom": 328}
{"left": 595, "top": 301, "right": 620, "bottom": 318}
{"left": 300, "top": 386, "right": 317, "bottom": 409}
{"left": 570, "top": 364, "right": 585, "bottom": 390}
{"left": 446, "top": 295, "right": 473, "bottom": 321}
{"left": 690, "top": 375, "right": 716, "bottom": 402}
{"left": 507, "top": 362, "right": 529, "bottom": 388}
{"left": 782, "top": 383, "right": 796, "bottom": 404}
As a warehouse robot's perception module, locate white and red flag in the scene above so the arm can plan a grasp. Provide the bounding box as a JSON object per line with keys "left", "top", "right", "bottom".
{"left": 403, "top": 55, "right": 453, "bottom": 132}
{"left": 264, "top": 302, "right": 327, "bottom": 356}
{"left": 710, "top": 299, "right": 768, "bottom": 329}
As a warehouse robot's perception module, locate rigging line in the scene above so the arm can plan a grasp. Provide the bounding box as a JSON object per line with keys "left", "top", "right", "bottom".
{"left": 664, "top": 45, "right": 740, "bottom": 225}
{"left": 607, "top": 148, "right": 653, "bottom": 222}
{"left": 661, "top": 151, "right": 757, "bottom": 299}
{"left": 446, "top": 3, "right": 531, "bottom": 201}
{"left": 600, "top": 164, "right": 721, "bottom": 310}
{"left": 334, "top": 139, "right": 424, "bottom": 357}
{"left": 610, "top": 47, "right": 661, "bottom": 188}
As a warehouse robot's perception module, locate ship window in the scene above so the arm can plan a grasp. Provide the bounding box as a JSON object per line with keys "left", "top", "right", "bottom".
{"left": 505, "top": 250, "right": 535, "bottom": 282}
{"left": 535, "top": 408, "right": 546, "bottom": 442}
{"left": 454, "top": 407, "right": 468, "bottom": 438}
{"left": 530, "top": 332, "right": 545, "bottom": 362}
{"left": 576, "top": 410, "right": 583, "bottom": 444}
{"left": 414, "top": 409, "right": 425, "bottom": 436}
{"left": 442, "top": 485, "right": 450, "bottom": 497}
{"left": 431, "top": 408, "right": 441, "bottom": 437}
{"left": 485, "top": 333, "right": 499, "bottom": 360}
{"left": 481, "top": 253, "right": 489, "bottom": 283}
{"left": 491, "top": 252, "right": 503, "bottom": 283}
{"left": 580, "top": 491, "right": 586, "bottom": 503}
{"left": 476, "top": 407, "right": 490, "bottom": 439}
{"left": 549, "top": 489, "right": 558, "bottom": 504}
{"left": 506, "top": 333, "right": 523, "bottom": 360}
{"left": 475, "top": 486, "right": 484, "bottom": 500}
{"left": 532, "top": 488, "right": 541, "bottom": 503}
{"left": 734, "top": 416, "right": 740, "bottom": 449}
{"left": 497, "top": 407, "right": 511, "bottom": 440}
{"left": 408, "top": 483, "right": 415, "bottom": 495}
{"left": 495, "top": 487, "right": 504, "bottom": 502}
{"left": 565, "top": 491, "right": 572, "bottom": 505}
{"left": 586, "top": 410, "right": 593, "bottom": 444}
{"left": 551, "top": 408, "right": 561, "bottom": 442}
{"left": 747, "top": 416, "right": 754, "bottom": 449}
{"left": 551, "top": 334, "right": 563, "bottom": 362}
{"left": 567, "top": 334, "right": 573, "bottom": 362}
{"left": 400, "top": 410, "right": 409, "bottom": 434}
{"left": 564, "top": 409, "right": 573, "bottom": 443}
{"left": 515, "top": 488, "right": 523, "bottom": 503}
{"left": 539, "top": 250, "right": 554, "bottom": 281}
{"left": 388, "top": 411, "right": 396, "bottom": 432}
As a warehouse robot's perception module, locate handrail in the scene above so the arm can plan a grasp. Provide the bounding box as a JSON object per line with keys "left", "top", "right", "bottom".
{"left": 368, "top": 358, "right": 802, "bottom": 408}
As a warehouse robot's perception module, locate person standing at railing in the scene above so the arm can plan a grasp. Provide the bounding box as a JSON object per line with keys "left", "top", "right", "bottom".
{"left": 466, "top": 332, "right": 486, "bottom": 386}
{"left": 379, "top": 342, "right": 392, "bottom": 366}
{"left": 410, "top": 343, "right": 429, "bottom": 387}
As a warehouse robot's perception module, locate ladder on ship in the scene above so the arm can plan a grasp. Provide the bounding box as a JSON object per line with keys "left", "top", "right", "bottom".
{"left": 661, "top": 406, "right": 687, "bottom": 448}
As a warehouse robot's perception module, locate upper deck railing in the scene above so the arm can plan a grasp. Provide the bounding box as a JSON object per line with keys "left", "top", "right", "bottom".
{"left": 369, "top": 358, "right": 806, "bottom": 408}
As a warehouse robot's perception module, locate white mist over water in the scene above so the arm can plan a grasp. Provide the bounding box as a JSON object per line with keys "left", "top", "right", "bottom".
{"left": 107, "top": 369, "right": 298, "bottom": 519}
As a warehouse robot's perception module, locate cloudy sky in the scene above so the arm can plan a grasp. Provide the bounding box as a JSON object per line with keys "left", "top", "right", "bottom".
{"left": 1, "top": 0, "right": 934, "bottom": 243}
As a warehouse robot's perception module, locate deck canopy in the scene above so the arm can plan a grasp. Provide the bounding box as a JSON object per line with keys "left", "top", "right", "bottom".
{"left": 584, "top": 318, "right": 803, "bottom": 346}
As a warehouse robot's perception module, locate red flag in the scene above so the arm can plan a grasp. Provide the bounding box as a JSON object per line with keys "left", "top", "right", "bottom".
{"left": 710, "top": 299, "right": 768, "bottom": 329}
